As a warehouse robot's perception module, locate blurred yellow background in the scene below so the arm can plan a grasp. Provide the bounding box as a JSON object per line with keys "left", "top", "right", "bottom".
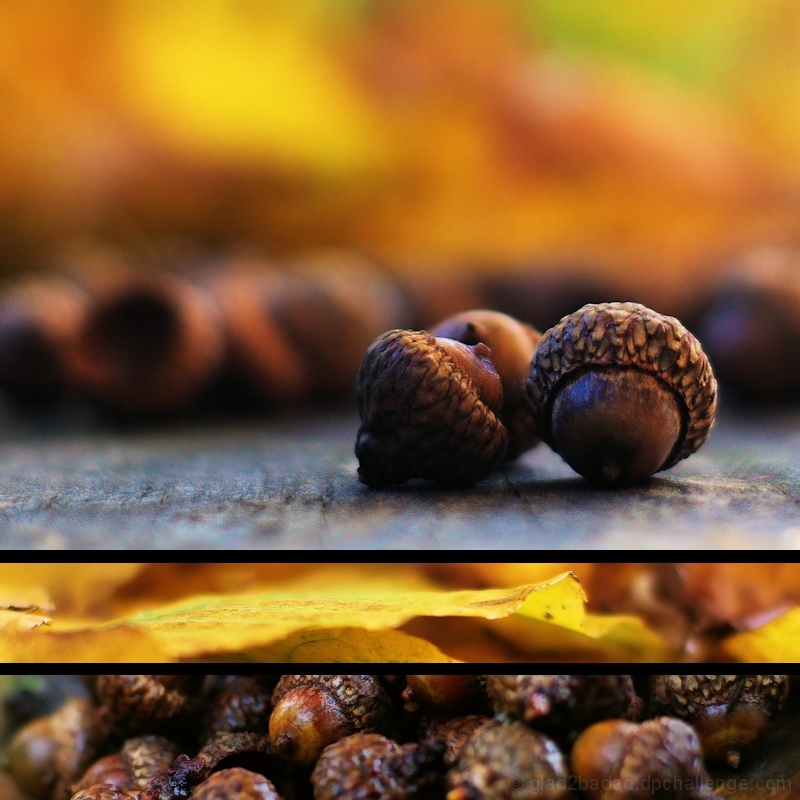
{"left": 3, "top": 0, "right": 800, "bottom": 300}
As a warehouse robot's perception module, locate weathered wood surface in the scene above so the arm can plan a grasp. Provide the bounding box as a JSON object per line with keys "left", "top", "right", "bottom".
{"left": 0, "top": 402, "right": 797, "bottom": 550}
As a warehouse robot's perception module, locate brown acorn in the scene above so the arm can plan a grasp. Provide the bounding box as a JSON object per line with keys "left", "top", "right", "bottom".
{"left": 8, "top": 699, "right": 102, "bottom": 800}
{"left": 92, "top": 676, "right": 203, "bottom": 738}
{"left": 485, "top": 675, "right": 641, "bottom": 743}
{"left": 527, "top": 302, "right": 717, "bottom": 484}
{"left": 695, "top": 246, "right": 800, "bottom": 401}
{"left": 65, "top": 270, "right": 225, "bottom": 416}
{"left": 190, "top": 768, "right": 283, "bottom": 800}
{"left": 201, "top": 676, "right": 275, "bottom": 739}
{"left": 431, "top": 310, "right": 542, "bottom": 457}
{"left": 0, "top": 277, "right": 90, "bottom": 405}
{"left": 423, "top": 715, "right": 489, "bottom": 767}
{"left": 571, "top": 717, "right": 720, "bottom": 800}
{"left": 650, "top": 675, "right": 789, "bottom": 768}
{"left": 269, "top": 676, "right": 392, "bottom": 765}
{"left": 403, "top": 676, "right": 489, "bottom": 715}
{"left": 310, "top": 733, "right": 443, "bottom": 800}
{"left": 446, "top": 718, "right": 569, "bottom": 800}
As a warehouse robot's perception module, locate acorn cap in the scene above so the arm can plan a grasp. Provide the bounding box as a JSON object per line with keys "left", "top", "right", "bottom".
{"left": 190, "top": 769, "right": 282, "bottom": 800}
{"left": 311, "top": 733, "right": 443, "bottom": 800}
{"left": 446, "top": 719, "right": 568, "bottom": 800}
{"left": 355, "top": 329, "right": 507, "bottom": 487}
{"left": 527, "top": 302, "right": 717, "bottom": 473}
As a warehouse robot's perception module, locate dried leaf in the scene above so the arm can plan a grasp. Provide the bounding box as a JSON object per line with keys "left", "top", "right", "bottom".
{"left": 0, "top": 572, "right": 614, "bottom": 662}
{"left": 722, "top": 607, "right": 800, "bottom": 663}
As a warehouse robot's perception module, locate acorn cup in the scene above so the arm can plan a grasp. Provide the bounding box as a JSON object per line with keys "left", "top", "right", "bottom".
{"left": 355, "top": 310, "right": 540, "bottom": 487}
{"left": 0, "top": 277, "right": 91, "bottom": 405}
{"left": 446, "top": 718, "right": 569, "bottom": 800}
{"left": 526, "top": 302, "right": 717, "bottom": 484}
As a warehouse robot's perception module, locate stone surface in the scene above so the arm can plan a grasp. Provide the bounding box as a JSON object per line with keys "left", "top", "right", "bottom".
{"left": 0, "top": 402, "right": 798, "bottom": 549}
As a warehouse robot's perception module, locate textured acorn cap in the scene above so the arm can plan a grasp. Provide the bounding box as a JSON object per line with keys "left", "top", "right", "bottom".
{"left": 355, "top": 329, "right": 507, "bottom": 487}
{"left": 311, "top": 733, "right": 443, "bottom": 800}
{"left": 650, "top": 675, "right": 789, "bottom": 718}
{"left": 527, "top": 302, "right": 717, "bottom": 473}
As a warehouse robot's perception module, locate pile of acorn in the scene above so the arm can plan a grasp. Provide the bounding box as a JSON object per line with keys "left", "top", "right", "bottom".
{"left": 8, "top": 241, "right": 800, "bottom": 488}
{"left": 2, "top": 675, "right": 790, "bottom": 800}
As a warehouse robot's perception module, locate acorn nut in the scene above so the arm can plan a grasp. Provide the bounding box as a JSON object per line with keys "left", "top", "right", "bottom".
{"left": 650, "top": 674, "right": 789, "bottom": 768}
{"left": 447, "top": 718, "right": 568, "bottom": 800}
{"left": 269, "top": 675, "right": 392, "bottom": 765}
{"left": 571, "top": 718, "right": 720, "bottom": 800}
{"left": 526, "top": 302, "right": 717, "bottom": 484}
{"left": 355, "top": 310, "right": 540, "bottom": 487}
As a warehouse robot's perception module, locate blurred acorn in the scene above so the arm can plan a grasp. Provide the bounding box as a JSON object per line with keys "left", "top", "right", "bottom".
{"left": 571, "top": 717, "right": 720, "bottom": 800}
{"left": 403, "top": 676, "right": 490, "bottom": 716}
{"left": 446, "top": 718, "right": 568, "bottom": 800}
{"left": 485, "top": 675, "right": 641, "bottom": 743}
{"left": 650, "top": 674, "right": 789, "bottom": 768}
{"left": 0, "top": 277, "right": 90, "bottom": 406}
{"left": 311, "top": 733, "right": 443, "bottom": 800}
{"left": 695, "top": 246, "right": 800, "bottom": 402}
{"left": 269, "top": 675, "right": 393, "bottom": 766}
{"left": 8, "top": 699, "right": 101, "bottom": 800}
{"left": 64, "top": 267, "right": 225, "bottom": 417}
{"left": 277, "top": 250, "right": 411, "bottom": 400}
{"left": 201, "top": 676, "right": 275, "bottom": 739}
{"left": 91, "top": 676, "right": 203, "bottom": 739}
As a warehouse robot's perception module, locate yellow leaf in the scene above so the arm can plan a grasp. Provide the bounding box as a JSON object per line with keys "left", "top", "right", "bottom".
{"left": 0, "top": 609, "right": 51, "bottom": 631}
{"left": 492, "top": 575, "right": 672, "bottom": 661}
{"left": 244, "top": 627, "right": 456, "bottom": 663}
{"left": 723, "top": 607, "right": 800, "bottom": 662}
{"left": 0, "top": 572, "right": 577, "bottom": 662}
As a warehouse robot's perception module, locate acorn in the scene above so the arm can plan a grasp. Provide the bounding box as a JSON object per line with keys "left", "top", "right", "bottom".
{"left": 694, "top": 246, "right": 800, "bottom": 402}
{"left": 423, "top": 715, "right": 489, "bottom": 767}
{"left": 403, "top": 676, "right": 490, "bottom": 715}
{"left": 310, "top": 733, "right": 443, "bottom": 800}
{"left": 446, "top": 718, "right": 568, "bottom": 800}
{"left": 526, "top": 302, "right": 717, "bottom": 484}
{"left": 92, "top": 676, "right": 203, "bottom": 738}
{"left": 649, "top": 675, "right": 789, "bottom": 768}
{"left": 71, "top": 755, "right": 134, "bottom": 796}
{"left": 65, "top": 270, "right": 225, "bottom": 416}
{"left": 8, "top": 699, "right": 101, "bottom": 800}
{"left": 190, "top": 768, "right": 283, "bottom": 800}
{"left": 355, "top": 309, "right": 540, "bottom": 487}
{"left": 201, "top": 676, "right": 275, "bottom": 739}
{"left": 355, "top": 329, "right": 506, "bottom": 487}
{"left": 0, "top": 277, "right": 90, "bottom": 405}
{"left": 485, "top": 675, "right": 641, "bottom": 743}
{"left": 571, "top": 717, "right": 720, "bottom": 800}
{"left": 431, "top": 310, "right": 542, "bottom": 457}
{"left": 269, "top": 676, "right": 392, "bottom": 765}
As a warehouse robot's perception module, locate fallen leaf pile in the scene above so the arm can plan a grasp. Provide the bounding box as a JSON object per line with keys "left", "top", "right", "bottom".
{"left": 0, "top": 563, "right": 796, "bottom": 662}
